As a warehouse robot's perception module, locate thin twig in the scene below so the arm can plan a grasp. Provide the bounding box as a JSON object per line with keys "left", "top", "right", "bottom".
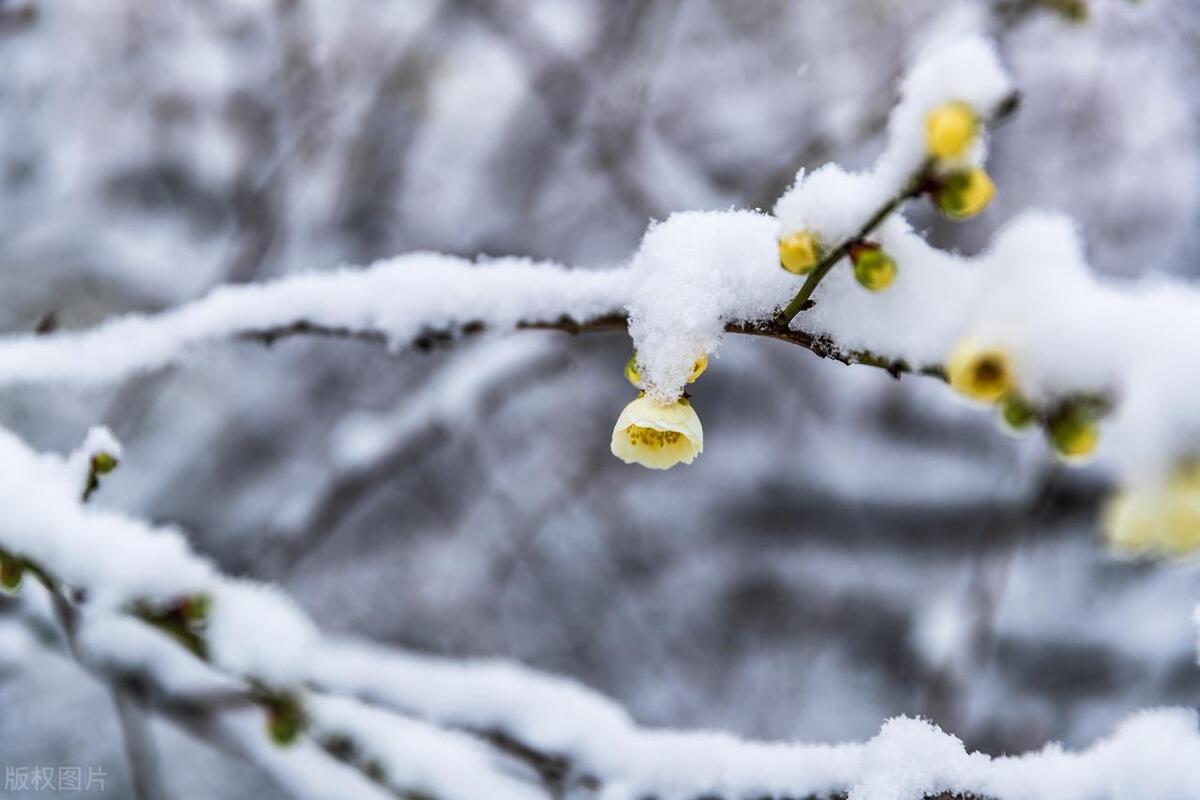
{"left": 776, "top": 164, "right": 934, "bottom": 325}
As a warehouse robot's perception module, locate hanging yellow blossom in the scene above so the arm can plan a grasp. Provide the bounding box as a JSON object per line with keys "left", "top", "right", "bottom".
{"left": 945, "top": 340, "right": 1014, "bottom": 403}
{"left": 689, "top": 354, "right": 708, "bottom": 383}
{"left": 1104, "top": 467, "right": 1200, "bottom": 558}
{"left": 611, "top": 395, "right": 704, "bottom": 469}
{"left": 925, "top": 100, "right": 979, "bottom": 160}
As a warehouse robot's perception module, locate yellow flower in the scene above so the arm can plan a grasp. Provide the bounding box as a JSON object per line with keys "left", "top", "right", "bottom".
{"left": 1104, "top": 491, "right": 1158, "bottom": 555}
{"left": 1104, "top": 467, "right": 1200, "bottom": 558}
{"left": 624, "top": 354, "right": 642, "bottom": 387}
{"left": 1046, "top": 408, "right": 1099, "bottom": 462}
{"left": 851, "top": 246, "right": 897, "bottom": 291}
{"left": 945, "top": 340, "right": 1014, "bottom": 403}
{"left": 689, "top": 354, "right": 708, "bottom": 383}
{"left": 925, "top": 100, "right": 979, "bottom": 160}
{"left": 610, "top": 395, "right": 703, "bottom": 469}
{"left": 779, "top": 230, "right": 823, "bottom": 275}
{"left": 935, "top": 168, "right": 996, "bottom": 220}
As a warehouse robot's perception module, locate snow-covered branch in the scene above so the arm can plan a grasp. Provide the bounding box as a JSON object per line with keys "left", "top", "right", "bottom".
{"left": 2, "top": 34, "right": 1198, "bottom": 544}
{"left": 3, "top": 25, "right": 1200, "bottom": 799}
{"left": 4, "top": 423, "right": 1200, "bottom": 800}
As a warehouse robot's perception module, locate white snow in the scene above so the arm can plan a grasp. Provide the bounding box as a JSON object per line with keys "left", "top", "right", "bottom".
{"left": 309, "top": 637, "right": 1200, "bottom": 800}
{"left": 0, "top": 253, "right": 629, "bottom": 386}
{"left": 3, "top": 421, "right": 1200, "bottom": 799}
{"left": 625, "top": 210, "right": 793, "bottom": 402}
{"left": 308, "top": 695, "right": 542, "bottom": 800}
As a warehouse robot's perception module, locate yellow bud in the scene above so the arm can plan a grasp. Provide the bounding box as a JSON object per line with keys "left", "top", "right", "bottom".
{"left": 935, "top": 168, "right": 996, "bottom": 220}
{"left": 624, "top": 354, "right": 641, "bottom": 387}
{"left": 778, "top": 230, "right": 823, "bottom": 275}
{"left": 1046, "top": 409, "right": 1099, "bottom": 462}
{"left": 91, "top": 451, "right": 119, "bottom": 475}
{"left": 688, "top": 354, "right": 708, "bottom": 383}
{"left": 851, "top": 247, "right": 897, "bottom": 292}
{"left": 925, "top": 101, "right": 979, "bottom": 160}
{"left": 945, "top": 341, "right": 1015, "bottom": 404}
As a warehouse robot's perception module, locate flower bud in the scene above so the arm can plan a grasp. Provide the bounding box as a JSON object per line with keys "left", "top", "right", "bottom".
{"left": 778, "top": 230, "right": 823, "bottom": 275}
{"left": 0, "top": 551, "right": 23, "bottom": 593}
{"left": 945, "top": 340, "right": 1015, "bottom": 404}
{"left": 1046, "top": 406, "right": 1099, "bottom": 462}
{"left": 998, "top": 394, "right": 1037, "bottom": 433}
{"left": 935, "top": 168, "right": 996, "bottom": 220}
{"left": 265, "top": 693, "right": 306, "bottom": 746}
{"left": 181, "top": 593, "right": 212, "bottom": 626}
{"left": 688, "top": 354, "right": 708, "bottom": 383}
{"left": 850, "top": 245, "right": 897, "bottom": 292}
{"left": 925, "top": 101, "right": 979, "bottom": 160}
{"left": 91, "top": 451, "right": 119, "bottom": 475}
{"left": 624, "top": 354, "right": 642, "bottom": 387}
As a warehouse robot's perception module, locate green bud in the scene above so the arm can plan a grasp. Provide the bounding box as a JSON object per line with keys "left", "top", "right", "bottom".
{"left": 999, "top": 394, "right": 1037, "bottom": 432}
{"left": 1046, "top": 406, "right": 1100, "bottom": 461}
{"left": 91, "top": 452, "right": 119, "bottom": 475}
{"left": 0, "top": 551, "right": 24, "bottom": 593}
{"left": 266, "top": 693, "right": 306, "bottom": 746}
{"left": 181, "top": 593, "right": 212, "bottom": 626}
{"left": 851, "top": 246, "right": 897, "bottom": 292}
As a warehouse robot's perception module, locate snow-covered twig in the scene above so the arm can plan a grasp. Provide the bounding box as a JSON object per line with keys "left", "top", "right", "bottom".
{"left": 6, "top": 424, "right": 1200, "bottom": 800}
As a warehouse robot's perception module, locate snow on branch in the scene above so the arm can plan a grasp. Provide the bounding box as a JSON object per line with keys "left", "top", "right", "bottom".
{"left": 4, "top": 29, "right": 1200, "bottom": 798}
{"left": 3, "top": 35, "right": 1198, "bottom": 552}
{"left": 3, "top": 423, "right": 1200, "bottom": 800}
{"left": 0, "top": 254, "right": 630, "bottom": 386}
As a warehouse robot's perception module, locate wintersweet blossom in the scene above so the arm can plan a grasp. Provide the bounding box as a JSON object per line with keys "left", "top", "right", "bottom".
{"left": 945, "top": 340, "right": 1015, "bottom": 403}
{"left": 925, "top": 100, "right": 979, "bottom": 160}
{"left": 611, "top": 395, "right": 703, "bottom": 469}
{"left": 1104, "top": 467, "right": 1200, "bottom": 558}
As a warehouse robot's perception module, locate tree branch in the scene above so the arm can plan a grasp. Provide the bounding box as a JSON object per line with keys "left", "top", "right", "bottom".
{"left": 239, "top": 314, "right": 946, "bottom": 382}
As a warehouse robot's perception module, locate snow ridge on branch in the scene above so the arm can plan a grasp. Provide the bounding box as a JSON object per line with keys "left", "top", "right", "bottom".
{"left": 4, "top": 424, "right": 1200, "bottom": 800}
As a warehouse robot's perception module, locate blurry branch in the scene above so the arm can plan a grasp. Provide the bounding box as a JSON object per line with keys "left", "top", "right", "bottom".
{"left": 467, "top": 0, "right": 681, "bottom": 228}
{"left": 268, "top": 338, "right": 570, "bottom": 573}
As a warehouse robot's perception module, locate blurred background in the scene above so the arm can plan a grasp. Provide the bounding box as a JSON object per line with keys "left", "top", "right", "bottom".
{"left": 1, "top": 0, "right": 1200, "bottom": 796}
